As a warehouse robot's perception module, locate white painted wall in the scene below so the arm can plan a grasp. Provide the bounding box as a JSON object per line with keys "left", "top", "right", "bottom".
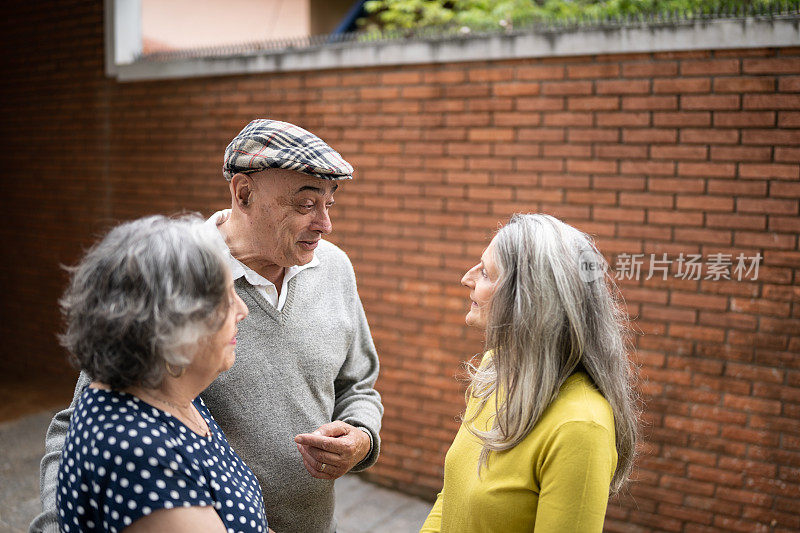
{"left": 141, "top": 0, "right": 310, "bottom": 52}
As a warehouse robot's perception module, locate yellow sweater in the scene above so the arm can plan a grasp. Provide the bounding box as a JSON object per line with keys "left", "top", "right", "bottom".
{"left": 420, "top": 369, "right": 617, "bottom": 533}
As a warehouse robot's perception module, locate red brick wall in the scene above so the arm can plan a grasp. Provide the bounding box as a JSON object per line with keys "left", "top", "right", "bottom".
{"left": 1, "top": 3, "right": 798, "bottom": 531}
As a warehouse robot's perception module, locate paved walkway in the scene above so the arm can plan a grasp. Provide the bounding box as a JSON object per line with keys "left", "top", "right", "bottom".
{"left": 0, "top": 410, "right": 431, "bottom": 533}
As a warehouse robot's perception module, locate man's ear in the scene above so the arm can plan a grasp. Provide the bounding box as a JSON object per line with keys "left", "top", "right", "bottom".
{"left": 231, "top": 173, "right": 253, "bottom": 208}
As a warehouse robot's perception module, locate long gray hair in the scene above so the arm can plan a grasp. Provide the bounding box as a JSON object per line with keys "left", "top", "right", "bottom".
{"left": 465, "top": 213, "right": 638, "bottom": 494}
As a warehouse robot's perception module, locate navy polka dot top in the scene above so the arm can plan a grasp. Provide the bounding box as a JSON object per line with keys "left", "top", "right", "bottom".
{"left": 56, "top": 387, "right": 268, "bottom": 533}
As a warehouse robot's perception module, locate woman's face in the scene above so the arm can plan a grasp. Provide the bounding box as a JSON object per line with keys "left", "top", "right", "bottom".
{"left": 461, "top": 237, "right": 500, "bottom": 330}
{"left": 196, "top": 273, "right": 249, "bottom": 376}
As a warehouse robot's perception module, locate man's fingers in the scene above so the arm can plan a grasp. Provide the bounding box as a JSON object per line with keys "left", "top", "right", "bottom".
{"left": 294, "top": 433, "right": 348, "bottom": 454}
{"left": 313, "top": 421, "right": 350, "bottom": 437}
{"left": 297, "top": 444, "right": 335, "bottom": 480}
{"left": 298, "top": 443, "right": 341, "bottom": 466}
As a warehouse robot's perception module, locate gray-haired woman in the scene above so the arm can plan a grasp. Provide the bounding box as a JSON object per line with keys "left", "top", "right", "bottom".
{"left": 422, "top": 213, "right": 639, "bottom": 532}
{"left": 55, "top": 215, "right": 271, "bottom": 533}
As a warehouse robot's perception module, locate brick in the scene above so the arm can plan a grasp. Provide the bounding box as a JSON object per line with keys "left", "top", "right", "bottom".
{"left": 688, "top": 464, "right": 743, "bottom": 487}
{"left": 593, "top": 207, "right": 645, "bottom": 223}
{"left": 516, "top": 128, "right": 565, "bottom": 142}
{"left": 735, "top": 231, "right": 796, "bottom": 250}
{"left": 778, "top": 112, "right": 800, "bottom": 127}
{"left": 770, "top": 216, "right": 800, "bottom": 233}
{"left": 596, "top": 112, "right": 650, "bottom": 127}
{"left": 622, "top": 128, "right": 677, "bottom": 143}
{"left": 567, "top": 96, "right": 619, "bottom": 111}
{"left": 516, "top": 64, "right": 564, "bottom": 81}
{"left": 542, "top": 143, "right": 591, "bottom": 158}
{"left": 770, "top": 181, "right": 800, "bottom": 198}
{"left": 714, "top": 112, "right": 775, "bottom": 129}
{"left": 711, "top": 146, "right": 772, "bottom": 162}
{"left": 423, "top": 70, "right": 466, "bottom": 84}
{"left": 541, "top": 80, "right": 593, "bottom": 95}
{"left": 706, "top": 214, "right": 766, "bottom": 230}
{"left": 671, "top": 323, "right": 726, "bottom": 342}
{"left": 401, "top": 85, "right": 441, "bottom": 99}
{"left": 593, "top": 175, "right": 646, "bottom": 191}
{"left": 743, "top": 57, "right": 800, "bottom": 74}
{"left": 654, "top": 112, "right": 711, "bottom": 127}
{"left": 543, "top": 112, "right": 593, "bottom": 126}
{"left": 517, "top": 97, "right": 564, "bottom": 111}
{"left": 648, "top": 177, "right": 705, "bottom": 193}
{"left": 515, "top": 158, "right": 563, "bottom": 172}
{"left": 708, "top": 179, "right": 775, "bottom": 196}
{"left": 679, "top": 128, "right": 739, "bottom": 144}
{"left": 746, "top": 129, "right": 800, "bottom": 146}
{"left": 778, "top": 75, "right": 800, "bottom": 92}
{"left": 623, "top": 61, "right": 679, "bottom": 77}
{"left": 493, "top": 82, "right": 540, "bottom": 96}
{"left": 680, "top": 57, "right": 740, "bottom": 74}
{"left": 566, "top": 159, "right": 618, "bottom": 174}
{"left": 467, "top": 128, "right": 514, "bottom": 142}
{"left": 567, "top": 128, "right": 619, "bottom": 142}
{"left": 678, "top": 162, "right": 736, "bottom": 178}
{"left": 775, "top": 147, "right": 800, "bottom": 163}
{"left": 541, "top": 174, "right": 590, "bottom": 188}
{"left": 567, "top": 63, "right": 619, "bottom": 78}
{"left": 596, "top": 79, "right": 650, "bottom": 94}
{"left": 651, "top": 145, "right": 708, "bottom": 161}
{"left": 654, "top": 78, "right": 711, "bottom": 93}
{"left": 682, "top": 94, "right": 740, "bottom": 110}
{"left": 596, "top": 144, "right": 648, "bottom": 159}
{"left": 359, "top": 86, "right": 400, "bottom": 100}
{"left": 714, "top": 76, "right": 776, "bottom": 93}
{"left": 565, "top": 190, "right": 617, "bottom": 205}
{"left": 620, "top": 161, "right": 675, "bottom": 176}
{"left": 664, "top": 415, "right": 720, "bottom": 435}
{"left": 724, "top": 394, "right": 782, "bottom": 415}
{"left": 444, "top": 84, "right": 491, "bottom": 98}
{"left": 739, "top": 164, "right": 800, "bottom": 180}
{"left": 721, "top": 426, "right": 779, "bottom": 446}
{"left": 381, "top": 71, "right": 422, "bottom": 85}
{"left": 492, "top": 112, "right": 541, "bottom": 126}
{"left": 737, "top": 198, "right": 798, "bottom": 215}
{"left": 622, "top": 95, "right": 678, "bottom": 110}
{"left": 466, "top": 67, "right": 513, "bottom": 82}
{"left": 744, "top": 93, "right": 800, "bottom": 110}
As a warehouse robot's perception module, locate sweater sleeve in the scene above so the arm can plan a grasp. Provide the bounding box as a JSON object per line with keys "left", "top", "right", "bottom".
{"left": 29, "top": 371, "right": 91, "bottom": 533}
{"left": 533, "top": 420, "right": 616, "bottom": 533}
{"left": 332, "top": 281, "right": 384, "bottom": 471}
{"left": 419, "top": 492, "right": 443, "bottom": 532}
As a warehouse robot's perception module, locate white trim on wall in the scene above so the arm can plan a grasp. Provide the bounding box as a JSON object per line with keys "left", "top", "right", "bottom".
{"left": 105, "top": 10, "right": 800, "bottom": 82}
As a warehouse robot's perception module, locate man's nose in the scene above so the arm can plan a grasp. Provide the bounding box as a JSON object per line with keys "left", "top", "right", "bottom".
{"left": 311, "top": 207, "right": 333, "bottom": 234}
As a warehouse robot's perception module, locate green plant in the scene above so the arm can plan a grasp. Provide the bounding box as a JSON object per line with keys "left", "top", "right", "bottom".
{"left": 358, "top": 0, "right": 788, "bottom": 31}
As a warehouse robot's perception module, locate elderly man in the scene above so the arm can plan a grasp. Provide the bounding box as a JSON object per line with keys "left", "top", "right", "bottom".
{"left": 32, "top": 119, "right": 383, "bottom": 533}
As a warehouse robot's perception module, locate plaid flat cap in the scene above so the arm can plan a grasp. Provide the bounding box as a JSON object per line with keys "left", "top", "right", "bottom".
{"left": 223, "top": 119, "right": 353, "bottom": 181}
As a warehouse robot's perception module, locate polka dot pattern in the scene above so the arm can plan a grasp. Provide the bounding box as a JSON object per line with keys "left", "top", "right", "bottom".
{"left": 56, "top": 388, "right": 268, "bottom": 532}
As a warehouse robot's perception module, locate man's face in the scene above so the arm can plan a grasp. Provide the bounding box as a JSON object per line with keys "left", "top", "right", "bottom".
{"left": 245, "top": 169, "right": 338, "bottom": 267}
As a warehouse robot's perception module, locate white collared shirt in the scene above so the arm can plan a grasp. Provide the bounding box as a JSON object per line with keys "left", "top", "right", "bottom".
{"left": 206, "top": 210, "right": 319, "bottom": 311}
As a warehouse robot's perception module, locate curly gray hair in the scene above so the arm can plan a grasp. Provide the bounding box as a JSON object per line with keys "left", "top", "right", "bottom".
{"left": 59, "top": 214, "right": 229, "bottom": 390}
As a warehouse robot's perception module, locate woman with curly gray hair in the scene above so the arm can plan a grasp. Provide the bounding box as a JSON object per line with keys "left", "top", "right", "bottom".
{"left": 55, "top": 215, "right": 271, "bottom": 533}
{"left": 422, "top": 213, "right": 639, "bottom": 532}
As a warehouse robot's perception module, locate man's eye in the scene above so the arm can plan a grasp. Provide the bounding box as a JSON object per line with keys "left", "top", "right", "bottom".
{"left": 481, "top": 269, "right": 488, "bottom": 278}
{"left": 299, "top": 204, "right": 314, "bottom": 210}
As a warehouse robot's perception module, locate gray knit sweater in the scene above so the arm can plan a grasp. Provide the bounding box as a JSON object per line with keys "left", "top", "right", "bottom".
{"left": 31, "top": 240, "right": 383, "bottom": 533}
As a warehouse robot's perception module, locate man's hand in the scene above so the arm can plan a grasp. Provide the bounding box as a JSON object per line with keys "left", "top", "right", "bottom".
{"left": 294, "top": 421, "right": 371, "bottom": 480}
